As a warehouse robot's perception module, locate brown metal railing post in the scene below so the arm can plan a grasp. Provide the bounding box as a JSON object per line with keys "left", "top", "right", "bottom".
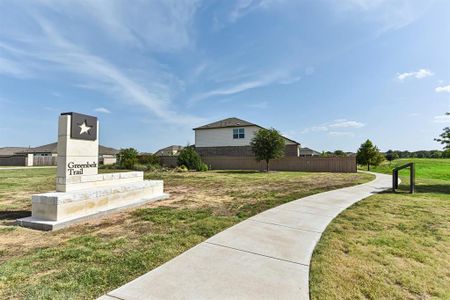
{"left": 393, "top": 162, "right": 415, "bottom": 194}
{"left": 410, "top": 163, "right": 415, "bottom": 194}
{"left": 392, "top": 170, "right": 397, "bottom": 192}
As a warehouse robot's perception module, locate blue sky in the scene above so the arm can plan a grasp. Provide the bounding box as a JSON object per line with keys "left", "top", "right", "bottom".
{"left": 0, "top": 0, "right": 449, "bottom": 152}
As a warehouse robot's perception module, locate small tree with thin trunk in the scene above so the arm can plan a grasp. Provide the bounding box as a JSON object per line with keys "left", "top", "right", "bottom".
{"left": 251, "top": 128, "right": 285, "bottom": 172}
{"left": 435, "top": 112, "right": 450, "bottom": 151}
{"left": 356, "top": 139, "right": 384, "bottom": 171}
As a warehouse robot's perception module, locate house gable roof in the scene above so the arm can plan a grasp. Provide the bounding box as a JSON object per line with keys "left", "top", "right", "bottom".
{"left": 193, "top": 117, "right": 257, "bottom": 130}
{"left": 154, "top": 145, "right": 184, "bottom": 155}
{"left": 0, "top": 147, "right": 29, "bottom": 156}
{"left": 193, "top": 117, "right": 300, "bottom": 145}
{"left": 299, "top": 147, "right": 321, "bottom": 155}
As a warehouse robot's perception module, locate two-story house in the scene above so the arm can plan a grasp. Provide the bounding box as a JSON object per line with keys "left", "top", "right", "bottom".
{"left": 193, "top": 117, "right": 300, "bottom": 157}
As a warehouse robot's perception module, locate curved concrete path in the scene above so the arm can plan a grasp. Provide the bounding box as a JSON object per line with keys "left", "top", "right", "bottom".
{"left": 99, "top": 172, "right": 391, "bottom": 300}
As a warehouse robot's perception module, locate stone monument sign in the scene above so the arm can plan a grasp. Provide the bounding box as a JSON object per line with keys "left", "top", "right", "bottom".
{"left": 17, "top": 112, "right": 168, "bottom": 231}
{"left": 57, "top": 112, "right": 99, "bottom": 191}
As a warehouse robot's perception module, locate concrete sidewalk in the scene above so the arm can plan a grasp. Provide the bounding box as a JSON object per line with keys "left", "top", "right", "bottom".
{"left": 99, "top": 172, "right": 391, "bottom": 300}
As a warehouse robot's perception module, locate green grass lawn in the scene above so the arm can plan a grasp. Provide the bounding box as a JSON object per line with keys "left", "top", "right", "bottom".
{"left": 310, "top": 158, "right": 450, "bottom": 299}
{"left": 0, "top": 169, "right": 372, "bottom": 299}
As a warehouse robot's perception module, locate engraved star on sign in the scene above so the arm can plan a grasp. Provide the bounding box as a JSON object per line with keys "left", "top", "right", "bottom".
{"left": 79, "top": 121, "right": 92, "bottom": 135}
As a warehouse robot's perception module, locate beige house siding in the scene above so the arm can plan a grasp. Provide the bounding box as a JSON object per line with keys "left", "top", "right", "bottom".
{"left": 195, "top": 126, "right": 295, "bottom": 147}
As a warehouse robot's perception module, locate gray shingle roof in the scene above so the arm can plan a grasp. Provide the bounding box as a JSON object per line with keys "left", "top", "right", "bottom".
{"left": 194, "top": 118, "right": 257, "bottom": 130}
{"left": 0, "top": 147, "right": 29, "bottom": 156}
{"left": 299, "top": 147, "right": 320, "bottom": 155}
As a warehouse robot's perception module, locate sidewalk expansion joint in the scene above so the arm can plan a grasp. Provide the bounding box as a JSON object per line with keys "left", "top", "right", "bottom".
{"left": 247, "top": 219, "right": 324, "bottom": 234}
{"left": 105, "top": 294, "right": 126, "bottom": 300}
{"left": 205, "top": 241, "right": 310, "bottom": 267}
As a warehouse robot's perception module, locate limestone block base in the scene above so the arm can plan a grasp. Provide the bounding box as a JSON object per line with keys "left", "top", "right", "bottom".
{"left": 17, "top": 180, "right": 169, "bottom": 231}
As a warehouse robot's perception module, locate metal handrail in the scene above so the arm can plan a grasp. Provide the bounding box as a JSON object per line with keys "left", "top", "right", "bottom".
{"left": 392, "top": 162, "right": 415, "bottom": 193}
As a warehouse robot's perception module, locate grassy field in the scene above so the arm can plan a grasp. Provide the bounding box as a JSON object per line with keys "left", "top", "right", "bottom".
{"left": 310, "top": 158, "right": 450, "bottom": 299}
{"left": 0, "top": 168, "right": 372, "bottom": 299}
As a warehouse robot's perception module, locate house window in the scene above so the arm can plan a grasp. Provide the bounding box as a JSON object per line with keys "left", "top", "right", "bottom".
{"left": 233, "top": 128, "right": 245, "bottom": 139}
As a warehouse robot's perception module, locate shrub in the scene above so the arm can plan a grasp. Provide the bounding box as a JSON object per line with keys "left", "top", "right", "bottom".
{"left": 177, "top": 146, "right": 207, "bottom": 171}
{"left": 175, "top": 165, "right": 188, "bottom": 172}
{"left": 197, "top": 162, "right": 209, "bottom": 172}
{"left": 138, "top": 154, "right": 160, "bottom": 166}
{"left": 147, "top": 163, "right": 162, "bottom": 172}
{"left": 118, "top": 148, "right": 139, "bottom": 170}
{"left": 133, "top": 164, "right": 148, "bottom": 171}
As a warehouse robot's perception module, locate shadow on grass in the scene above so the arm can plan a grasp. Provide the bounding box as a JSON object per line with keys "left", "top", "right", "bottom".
{"left": 0, "top": 210, "right": 31, "bottom": 220}
{"left": 392, "top": 184, "right": 449, "bottom": 195}
{"left": 415, "top": 185, "right": 450, "bottom": 194}
{"left": 213, "top": 170, "right": 261, "bottom": 174}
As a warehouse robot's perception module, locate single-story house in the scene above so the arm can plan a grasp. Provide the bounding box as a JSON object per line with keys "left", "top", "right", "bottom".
{"left": 0, "top": 147, "right": 29, "bottom": 156}
{"left": 154, "top": 145, "right": 184, "bottom": 156}
{"left": 299, "top": 147, "right": 321, "bottom": 157}
{"left": 193, "top": 117, "right": 300, "bottom": 157}
{"left": 17, "top": 142, "right": 119, "bottom": 164}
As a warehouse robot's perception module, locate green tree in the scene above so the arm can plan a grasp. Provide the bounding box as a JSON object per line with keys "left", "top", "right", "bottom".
{"left": 177, "top": 146, "right": 208, "bottom": 171}
{"left": 356, "top": 139, "right": 384, "bottom": 171}
{"left": 435, "top": 112, "right": 450, "bottom": 151}
{"left": 250, "top": 128, "right": 285, "bottom": 172}
{"left": 320, "top": 151, "right": 333, "bottom": 157}
{"left": 333, "top": 150, "right": 346, "bottom": 157}
{"left": 385, "top": 150, "right": 399, "bottom": 164}
{"left": 118, "top": 148, "right": 139, "bottom": 169}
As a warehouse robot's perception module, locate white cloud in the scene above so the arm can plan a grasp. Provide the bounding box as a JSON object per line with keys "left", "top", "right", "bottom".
{"left": 311, "top": 126, "right": 329, "bottom": 132}
{"left": 301, "top": 119, "right": 365, "bottom": 134}
{"left": 0, "top": 57, "right": 31, "bottom": 78}
{"left": 196, "top": 80, "right": 268, "bottom": 100}
{"left": 336, "top": 1, "right": 432, "bottom": 33}
{"left": 229, "top": 0, "right": 254, "bottom": 23}
{"left": 190, "top": 72, "right": 300, "bottom": 104}
{"left": 328, "top": 119, "right": 365, "bottom": 128}
{"left": 329, "top": 131, "right": 354, "bottom": 137}
{"left": 279, "top": 76, "right": 301, "bottom": 85}
{"left": 433, "top": 114, "right": 450, "bottom": 123}
{"left": 0, "top": 11, "right": 202, "bottom": 126}
{"left": 228, "top": 0, "right": 286, "bottom": 23}
{"left": 397, "top": 69, "right": 433, "bottom": 81}
{"left": 435, "top": 85, "right": 450, "bottom": 93}
{"left": 344, "top": 0, "right": 385, "bottom": 10}
{"left": 94, "top": 107, "right": 111, "bottom": 114}
{"left": 35, "top": 0, "right": 199, "bottom": 52}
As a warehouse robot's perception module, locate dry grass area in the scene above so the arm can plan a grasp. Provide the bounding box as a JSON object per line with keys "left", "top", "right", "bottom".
{"left": 0, "top": 168, "right": 371, "bottom": 299}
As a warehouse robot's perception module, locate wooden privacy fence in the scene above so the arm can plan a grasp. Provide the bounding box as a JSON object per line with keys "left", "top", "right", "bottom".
{"left": 159, "top": 156, "right": 178, "bottom": 168}
{"left": 0, "top": 155, "right": 27, "bottom": 166}
{"left": 33, "top": 156, "right": 57, "bottom": 166}
{"left": 160, "top": 155, "right": 356, "bottom": 173}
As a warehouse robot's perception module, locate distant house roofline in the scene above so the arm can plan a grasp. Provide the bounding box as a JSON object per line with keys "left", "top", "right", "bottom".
{"left": 16, "top": 142, "right": 119, "bottom": 155}
{"left": 299, "top": 147, "right": 321, "bottom": 155}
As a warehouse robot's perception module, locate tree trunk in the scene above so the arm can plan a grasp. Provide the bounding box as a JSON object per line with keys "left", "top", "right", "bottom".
{"left": 367, "top": 163, "right": 370, "bottom": 171}
{"left": 266, "top": 159, "right": 270, "bottom": 172}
